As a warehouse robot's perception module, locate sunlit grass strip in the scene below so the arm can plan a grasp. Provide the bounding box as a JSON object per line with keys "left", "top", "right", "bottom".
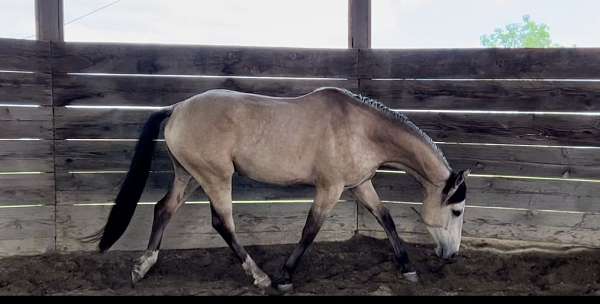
{"left": 0, "top": 172, "right": 44, "bottom": 175}
{"left": 381, "top": 201, "right": 590, "bottom": 215}
{"left": 0, "top": 104, "right": 41, "bottom": 107}
{"left": 65, "top": 105, "right": 165, "bottom": 110}
{"left": 436, "top": 141, "right": 600, "bottom": 149}
{"left": 68, "top": 72, "right": 348, "bottom": 81}
{"left": 393, "top": 109, "right": 600, "bottom": 116}
{"left": 0, "top": 204, "right": 44, "bottom": 209}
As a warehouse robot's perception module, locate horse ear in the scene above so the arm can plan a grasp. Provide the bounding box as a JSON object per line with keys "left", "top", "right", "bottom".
{"left": 442, "top": 169, "right": 470, "bottom": 205}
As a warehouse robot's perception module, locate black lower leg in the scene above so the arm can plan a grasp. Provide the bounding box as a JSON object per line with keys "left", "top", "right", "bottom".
{"left": 210, "top": 204, "right": 249, "bottom": 262}
{"left": 276, "top": 209, "right": 323, "bottom": 285}
{"left": 374, "top": 206, "right": 414, "bottom": 273}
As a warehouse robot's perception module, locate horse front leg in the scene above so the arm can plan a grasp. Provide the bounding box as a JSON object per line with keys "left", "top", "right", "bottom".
{"left": 351, "top": 180, "right": 419, "bottom": 283}
{"left": 274, "top": 183, "right": 345, "bottom": 291}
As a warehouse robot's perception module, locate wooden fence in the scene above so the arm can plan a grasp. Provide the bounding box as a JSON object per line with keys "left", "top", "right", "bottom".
{"left": 1, "top": 37, "right": 600, "bottom": 256}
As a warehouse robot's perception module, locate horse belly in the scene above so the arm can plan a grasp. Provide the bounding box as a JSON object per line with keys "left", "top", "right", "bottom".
{"left": 233, "top": 149, "right": 315, "bottom": 186}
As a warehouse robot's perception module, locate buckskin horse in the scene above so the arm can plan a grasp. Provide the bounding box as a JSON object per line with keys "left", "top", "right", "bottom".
{"left": 84, "top": 87, "right": 469, "bottom": 291}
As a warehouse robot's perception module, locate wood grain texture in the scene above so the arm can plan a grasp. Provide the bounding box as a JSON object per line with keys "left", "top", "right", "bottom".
{"left": 372, "top": 173, "right": 600, "bottom": 213}
{"left": 358, "top": 203, "right": 600, "bottom": 247}
{"left": 0, "top": 106, "right": 53, "bottom": 139}
{"left": 54, "top": 107, "right": 600, "bottom": 146}
{"left": 0, "top": 72, "right": 51, "bottom": 105}
{"left": 0, "top": 140, "right": 54, "bottom": 172}
{"left": 52, "top": 42, "right": 357, "bottom": 77}
{"left": 53, "top": 74, "right": 358, "bottom": 106}
{"left": 0, "top": 38, "right": 50, "bottom": 72}
{"left": 56, "top": 140, "right": 600, "bottom": 179}
{"left": 438, "top": 143, "right": 600, "bottom": 179}
{"left": 0, "top": 173, "right": 55, "bottom": 206}
{"left": 55, "top": 172, "right": 317, "bottom": 205}
{"left": 0, "top": 205, "right": 54, "bottom": 256}
{"left": 405, "top": 112, "right": 600, "bottom": 146}
{"left": 54, "top": 170, "right": 600, "bottom": 212}
{"left": 358, "top": 48, "right": 600, "bottom": 79}
{"left": 56, "top": 202, "right": 356, "bottom": 252}
{"left": 361, "top": 79, "right": 600, "bottom": 111}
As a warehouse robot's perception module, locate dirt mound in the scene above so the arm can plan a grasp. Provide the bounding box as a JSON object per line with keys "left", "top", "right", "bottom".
{"left": 1, "top": 235, "right": 599, "bottom": 295}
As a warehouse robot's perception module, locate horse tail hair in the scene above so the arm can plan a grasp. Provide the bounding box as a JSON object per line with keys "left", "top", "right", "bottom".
{"left": 80, "top": 106, "right": 174, "bottom": 252}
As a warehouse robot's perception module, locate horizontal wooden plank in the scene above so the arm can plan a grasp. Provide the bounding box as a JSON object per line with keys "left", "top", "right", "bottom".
{"left": 439, "top": 143, "right": 600, "bottom": 179}
{"left": 372, "top": 173, "right": 600, "bottom": 213}
{"left": 55, "top": 140, "right": 172, "bottom": 172}
{"left": 55, "top": 172, "right": 316, "bottom": 205}
{"left": 358, "top": 48, "right": 600, "bottom": 79}
{"left": 406, "top": 112, "right": 600, "bottom": 146}
{"left": 0, "top": 140, "right": 54, "bottom": 172}
{"left": 53, "top": 74, "right": 358, "bottom": 106}
{"left": 361, "top": 80, "right": 600, "bottom": 111}
{"left": 55, "top": 107, "right": 600, "bottom": 146}
{"left": 0, "top": 72, "right": 51, "bottom": 105}
{"left": 52, "top": 42, "right": 357, "bottom": 77}
{"left": 56, "top": 140, "right": 600, "bottom": 179}
{"left": 55, "top": 169, "right": 600, "bottom": 212}
{"left": 0, "top": 38, "right": 50, "bottom": 73}
{"left": 56, "top": 202, "right": 356, "bottom": 252}
{"left": 0, "top": 174, "right": 55, "bottom": 206}
{"left": 54, "top": 108, "right": 159, "bottom": 139}
{"left": 358, "top": 203, "right": 600, "bottom": 247}
{"left": 0, "top": 106, "right": 53, "bottom": 139}
{"left": 0, "top": 205, "right": 54, "bottom": 256}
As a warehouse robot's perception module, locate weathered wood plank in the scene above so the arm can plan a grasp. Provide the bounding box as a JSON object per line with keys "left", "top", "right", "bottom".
{"left": 56, "top": 202, "right": 356, "bottom": 252}
{"left": 53, "top": 74, "right": 358, "bottom": 106}
{"left": 0, "top": 72, "right": 51, "bottom": 105}
{"left": 54, "top": 107, "right": 600, "bottom": 146}
{"left": 55, "top": 172, "right": 316, "bottom": 205}
{"left": 405, "top": 112, "right": 600, "bottom": 147}
{"left": 0, "top": 205, "right": 54, "bottom": 256}
{"left": 438, "top": 143, "right": 600, "bottom": 179}
{"left": 348, "top": 0, "right": 371, "bottom": 49}
{"left": 358, "top": 203, "right": 600, "bottom": 247}
{"left": 0, "top": 38, "right": 50, "bottom": 72}
{"left": 358, "top": 48, "right": 600, "bottom": 79}
{"left": 0, "top": 140, "right": 54, "bottom": 172}
{"left": 52, "top": 42, "right": 357, "bottom": 77}
{"left": 0, "top": 173, "right": 55, "bottom": 206}
{"left": 371, "top": 173, "right": 600, "bottom": 213}
{"left": 0, "top": 106, "right": 53, "bottom": 139}
{"left": 56, "top": 140, "right": 600, "bottom": 179}
{"left": 55, "top": 140, "right": 172, "bottom": 172}
{"left": 361, "top": 80, "right": 600, "bottom": 111}
{"left": 55, "top": 170, "right": 600, "bottom": 212}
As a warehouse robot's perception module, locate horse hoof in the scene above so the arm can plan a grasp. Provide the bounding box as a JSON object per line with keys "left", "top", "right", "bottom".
{"left": 402, "top": 271, "right": 419, "bottom": 283}
{"left": 131, "top": 270, "right": 144, "bottom": 285}
{"left": 277, "top": 283, "right": 294, "bottom": 292}
{"left": 254, "top": 275, "right": 272, "bottom": 289}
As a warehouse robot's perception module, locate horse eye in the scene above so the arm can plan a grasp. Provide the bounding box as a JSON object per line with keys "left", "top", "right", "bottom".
{"left": 452, "top": 209, "right": 462, "bottom": 217}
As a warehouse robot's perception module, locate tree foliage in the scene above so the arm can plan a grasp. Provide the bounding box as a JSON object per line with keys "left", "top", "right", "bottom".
{"left": 480, "top": 15, "right": 561, "bottom": 48}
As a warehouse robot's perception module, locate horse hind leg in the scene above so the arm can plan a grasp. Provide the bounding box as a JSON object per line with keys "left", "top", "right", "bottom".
{"left": 197, "top": 171, "right": 271, "bottom": 289}
{"left": 131, "top": 158, "right": 199, "bottom": 284}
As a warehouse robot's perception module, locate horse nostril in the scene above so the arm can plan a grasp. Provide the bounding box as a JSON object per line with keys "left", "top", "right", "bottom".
{"left": 449, "top": 253, "right": 457, "bottom": 259}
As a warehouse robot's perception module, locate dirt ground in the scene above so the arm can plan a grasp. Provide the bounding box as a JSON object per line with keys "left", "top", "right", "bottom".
{"left": 1, "top": 234, "right": 599, "bottom": 296}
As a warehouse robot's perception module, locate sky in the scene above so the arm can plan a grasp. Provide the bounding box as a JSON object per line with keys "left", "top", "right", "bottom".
{"left": 1, "top": 0, "right": 600, "bottom": 48}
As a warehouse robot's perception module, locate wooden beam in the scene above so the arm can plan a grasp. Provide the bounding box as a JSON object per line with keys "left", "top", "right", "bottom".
{"left": 35, "top": 0, "right": 64, "bottom": 42}
{"left": 348, "top": 0, "right": 371, "bottom": 49}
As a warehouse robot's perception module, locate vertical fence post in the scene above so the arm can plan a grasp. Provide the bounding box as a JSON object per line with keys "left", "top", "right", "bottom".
{"left": 348, "top": 0, "right": 371, "bottom": 235}
{"left": 35, "top": 0, "right": 64, "bottom": 42}
{"left": 348, "top": 0, "right": 371, "bottom": 49}
{"left": 36, "top": 0, "right": 63, "bottom": 252}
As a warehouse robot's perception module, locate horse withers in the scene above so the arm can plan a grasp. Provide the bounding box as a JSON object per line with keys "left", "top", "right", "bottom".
{"left": 83, "top": 87, "right": 469, "bottom": 291}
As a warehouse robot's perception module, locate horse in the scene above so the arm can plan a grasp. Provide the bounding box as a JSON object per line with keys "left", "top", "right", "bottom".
{"left": 84, "top": 87, "right": 469, "bottom": 291}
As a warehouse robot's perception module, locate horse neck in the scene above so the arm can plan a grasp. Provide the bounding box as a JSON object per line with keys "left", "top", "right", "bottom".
{"left": 376, "top": 120, "right": 451, "bottom": 188}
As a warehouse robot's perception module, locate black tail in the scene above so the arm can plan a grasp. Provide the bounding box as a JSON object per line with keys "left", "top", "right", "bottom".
{"left": 81, "top": 107, "right": 173, "bottom": 252}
